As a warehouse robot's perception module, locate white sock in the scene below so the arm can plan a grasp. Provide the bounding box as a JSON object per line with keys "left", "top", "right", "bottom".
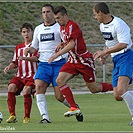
{"left": 36, "top": 94, "right": 50, "bottom": 121}
{"left": 128, "top": 89, "right": 133, "bottom": 96}
{"left": 121, "top": 91, "right": 133, "bottom": 117}
{"left": 63, "top": 99, "right": 70, "bottom": 108}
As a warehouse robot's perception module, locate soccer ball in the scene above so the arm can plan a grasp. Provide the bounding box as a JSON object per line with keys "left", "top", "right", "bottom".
{"left": 0, "top": 112, "right": 3, "bottom": 123}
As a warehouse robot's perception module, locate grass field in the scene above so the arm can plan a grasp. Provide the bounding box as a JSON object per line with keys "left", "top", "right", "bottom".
{"left": 0, "top": 93, "right": 133, "bottom": 132}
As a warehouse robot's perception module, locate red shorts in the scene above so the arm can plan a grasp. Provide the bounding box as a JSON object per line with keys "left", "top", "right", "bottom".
{"left": 60, "top": 61, "right": 96, "bottom": 83}
{"left": 9, "top": 76, "right": 35, "bottom": 95}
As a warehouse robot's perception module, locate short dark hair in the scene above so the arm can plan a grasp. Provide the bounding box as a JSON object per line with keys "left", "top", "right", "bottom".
{"left": 94, "top": 2, "right": 110, "bottom": 14}
{"left": 20, "top": 23, "right": 33, "bottom": 32}
{"left": 54, "top": 6, "right": 67, "bottom": 15}
{"left": 42, "top": 4, "right": 54, "bottom": 12}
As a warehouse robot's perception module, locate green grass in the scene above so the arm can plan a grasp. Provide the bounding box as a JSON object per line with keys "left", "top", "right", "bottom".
{"left": 0, "top": 93, "right": 133, "bottom": 132}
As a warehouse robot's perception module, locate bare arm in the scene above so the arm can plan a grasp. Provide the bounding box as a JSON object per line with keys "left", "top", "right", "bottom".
{"left": 24, "top": 47, "right": 37, "bottom": 56}
{"left": 48, "top": 39, "right": 75, "bottom": 63}
{"left": 17, "top": 56, "right": 38, "bottom": 62}
{"left": 93, "top": 43, "right": 127, "bottom": 60}
{"left": 3, "top": 62, "right": 16, "bottom": 74}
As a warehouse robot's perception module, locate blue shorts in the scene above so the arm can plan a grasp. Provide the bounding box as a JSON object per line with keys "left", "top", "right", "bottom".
{"left": 34, "top": 59, "right": 66, "bottom": 87}
{"left": 112, "top": 49, "right": 133, "bottom": 87}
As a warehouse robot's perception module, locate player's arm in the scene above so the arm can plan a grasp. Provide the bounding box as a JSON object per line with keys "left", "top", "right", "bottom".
{"left": 105, "top": 43, "right": 127, "bottom": 54}
{"left": 24, "top": 47, "right": 37, "bottom": 56}
{"left": 48, "top": 38, "right": 75, "bottom": 63}
{"left": 93, "top": 43, "right": 127, "bottom": 60}
{"left": 55, "top": 42, "right": 68, "bottom": 52}
{"left": 17, "top": 56, "right": 38, "bottom": 62}
{"left": 3, "top": 62, "right": 17, "bottom": 74}
{"left": 19, "top": 48, "right": 39, "bottom": 62}
{"left": 98, "top": 46, "right": 110, "bottom": 64}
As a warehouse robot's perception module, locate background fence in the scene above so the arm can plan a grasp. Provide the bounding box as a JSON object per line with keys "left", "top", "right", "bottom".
{"left": 0, "top": 44, "right": 113, "bottom": 90}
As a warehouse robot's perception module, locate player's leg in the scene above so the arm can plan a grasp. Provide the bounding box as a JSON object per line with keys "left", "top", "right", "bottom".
{"left": 56, "top": 72, "right": 81, "bottom": 117}
{"left": 79, "top": 62, "right": 113, "bottom": 93}
{"left": 114, "top": 76, "right": 133, "bottom": 126}
{"left": 56, "top": 62, "right": 83, "bottom": 119}
{"left": 6, "top": 77, "right": 22, "bottom": 123}
{"left": 53, "top": 86, "right": 83, "bottom": 121}
{"left": 86, "top": 81, "right": 113, "bottom": 93}
{"left": 113, "top": 51, "right": 133, "bottom": 126}
{"left": 52, "top": 61, "right": 70, "bottom": 108}
{"left": 56, "top": 62, "right": 78, "bottom": 109}
{"left": 35, "top": 62, "right": 54, "bottom": 123}
{"left": 22, "top": 82, "right": 33, "bottom": 123}
{"left": 53, "top": 86, "right": 70, "bottom": 107}
{"left": 35, "top": 79, "right": 51, "bottom": 123}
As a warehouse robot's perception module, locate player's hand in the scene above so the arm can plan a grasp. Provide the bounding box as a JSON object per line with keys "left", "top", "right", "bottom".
{"left": 55, "top": 43, "right": 63, "bottom": 52}
{"left": 3, "top": 66, "right": 10, "bottom": 74}
{"left": 48, "top": 54, "right": 58, "bottom": 63}
{"left": 24, "top": 47, "right": 30, "bottom": 57}
{"left": 18, "top": 56, "right": 27, "bottom": 60}
{"left": 55, "top": 42, "right": 67, "bottom": 52}
{"left": 99, "top": 57, "right": 106, "bottom": 64}
{"left": 93, "top": 50, "right": 105, "bottom": 60}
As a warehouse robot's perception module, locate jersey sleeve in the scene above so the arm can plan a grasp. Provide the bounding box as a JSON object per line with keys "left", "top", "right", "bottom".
{"left": 31, "top": 26, "right": 39, "bottom": 50}
{"left": 115, "top": 20, "right": 131, "bottom": 45}
{"left": 12, "top": 47, "right": 18, "bottom": 67}
{"left": 69, "top": 23, "right": 81, "bottom": 42}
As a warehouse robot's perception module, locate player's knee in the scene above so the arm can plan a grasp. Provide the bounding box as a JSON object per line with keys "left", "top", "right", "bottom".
{"left": 114, "top": 93, "right": 123, "bottom": 101}
{"left": 35, "top": 85, "right": 46, "bottom": 94}
{"left": 56, "top": 77, "right": 63, "bottom": 86}
{"left": 114, "top": 95, "right": 123, "bottom": 101}
{"left": 8, "top": 84, "right": 17, "bottom": 92}
{"left": 23, "top": 87, "right": 31, "bottom": 95}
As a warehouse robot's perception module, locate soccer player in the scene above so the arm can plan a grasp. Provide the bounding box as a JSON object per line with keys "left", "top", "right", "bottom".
{"left": 3, "top": 23, "right": 38, "bottom": 123}
{"left": 48, "top": 6, "right": 113, "bottom": 118}
{"left": 93, "top": 2, "right": 133, "bottom": 126}
{"left": 24, "top": 4, "right": 83, "bottom": 123}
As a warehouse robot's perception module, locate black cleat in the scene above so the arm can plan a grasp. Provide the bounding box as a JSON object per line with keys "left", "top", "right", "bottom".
{"left": 39, "top": 119, "right": 51, "bottom": 124}
{"left": 76, "top": 112, "right": 83, "bottom": 122}
{"left": 76, "top": 104, "right": 83, "bottom": 122}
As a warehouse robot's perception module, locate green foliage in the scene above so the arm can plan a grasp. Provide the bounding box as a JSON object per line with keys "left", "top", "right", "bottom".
{"left": 0, "top": 94, "right": 132, "bottom": 132}
{"left": 1, "top": 2, "right": 133, "bottom": 45}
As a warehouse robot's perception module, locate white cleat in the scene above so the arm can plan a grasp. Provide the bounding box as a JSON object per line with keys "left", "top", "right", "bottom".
{"left": 64, "top": 107, "right": 81, "bottom": 117}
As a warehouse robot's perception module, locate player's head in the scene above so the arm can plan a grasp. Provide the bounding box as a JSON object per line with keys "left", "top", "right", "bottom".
{"left": 41, "top": 4, "right": 55, "bottom": 24}
{"left": 93, "top": 2, "right": 110, "bottom": 14}
{"left": 20, "top": 23, "right": 34, "bottom": 43}
{"left": 20, "top": 23, "right": 33, "bottom": 32}
{"left": 54, "top": 6, "right": 68, "bottom": 26}
{"left": 93, "top": 2, "right": 110, "bottom": 23}
{"left": 42, "top": 4, "right": 54, "bottom": 12}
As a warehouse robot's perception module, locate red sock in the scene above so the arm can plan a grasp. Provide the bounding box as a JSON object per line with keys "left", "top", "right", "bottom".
{"left": 7, "top": 92, "right": 16, "bottom": 116}
{"left": 60, "top": 85, "right": 77, "bottom": 108}
{"left": 100, "top": 82, "right": 113, "bottom": 92}
{"left": 24, "top": 94, "right": 32, "bottom": 118}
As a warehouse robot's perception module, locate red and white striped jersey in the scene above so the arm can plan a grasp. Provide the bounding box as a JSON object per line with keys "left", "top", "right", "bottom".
{"left": 12, "top": 42, "right": 38, "bottom": 79}
{"left": 60, "top": 20, "right": 93, "bottom": 64}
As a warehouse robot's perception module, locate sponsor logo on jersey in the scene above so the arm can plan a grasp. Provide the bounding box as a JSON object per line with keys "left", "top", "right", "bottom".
{"left": 40, "top": 33, "right": 55, "bottom": 41}
{"left": 102, "top": 32, "right": 114, "bottom": 40}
